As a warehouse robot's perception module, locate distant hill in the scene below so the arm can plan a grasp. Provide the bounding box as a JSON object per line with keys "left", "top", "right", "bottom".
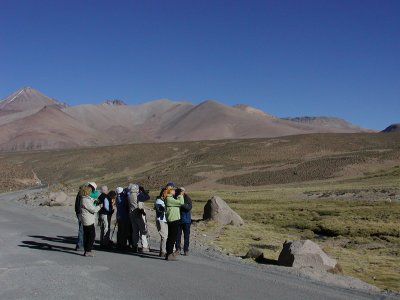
{"left": 381, "top": 124, "right": 400, "bottom": 133}
{"left": 282, "top": 116, "right": 366, "bottom": 132}
{"left": 0, "top": 87, "right": 371, "bottom": 151}
{"left": 0, "top": 106, "right": 103, "bottom": 151}
{"left": 0, "top": 87, "right": 67, "bottom": 113}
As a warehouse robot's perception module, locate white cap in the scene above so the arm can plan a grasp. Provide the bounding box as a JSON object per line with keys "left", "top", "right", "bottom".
{"left": 87, "top": 182, "right": 97, "bottom": 190}
{"left": 128, "top": 183, "right": 139, "bottom": 193}
{"left": 116, "top": 187, "right": 123, "bottom": 194}
{"left": 100, "top": 186, "right": 108, "bottom": 194}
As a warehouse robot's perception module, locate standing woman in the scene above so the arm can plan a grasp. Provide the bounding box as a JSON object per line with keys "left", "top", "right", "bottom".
{"left": 164, "top": 185, "right": 184, "bottom": 261}
{"left": 81, "top": 186, "right": 101, "bottom": 257}
{"left": 155, "top": 189, "right": 168, "bottom": 257}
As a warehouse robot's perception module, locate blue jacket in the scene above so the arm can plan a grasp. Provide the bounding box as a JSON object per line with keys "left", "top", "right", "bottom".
{"left": 116, "top": 192, "right": 129, "bottom": 220}
{"left": 180, "top": 194, "right": 192, "bottom": 224}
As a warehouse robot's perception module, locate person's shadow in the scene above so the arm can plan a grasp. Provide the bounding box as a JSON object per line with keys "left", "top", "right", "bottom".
{"left": 19, "top": 238, "right": 82, "bottom": 256}
{"left": 19, "top": 235, "right": 163, "bottom": 260}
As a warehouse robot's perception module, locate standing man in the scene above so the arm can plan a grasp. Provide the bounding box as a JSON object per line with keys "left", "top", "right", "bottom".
{"left": 116, "top": 187, "right": 130, "bottom": 250}
{"left": 98, "top": 186, "right": 114, "bottom": 248}
{"left": 175, "top": 187, "right": 192, "bottom": 256}
{"left": 74, "top": 184, "right": 87, "bottom": 251}
{"left": 128, "top": 183, "right": 150, "bottom": 253}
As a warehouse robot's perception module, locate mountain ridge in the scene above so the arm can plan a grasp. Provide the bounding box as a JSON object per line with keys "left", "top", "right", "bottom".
{"left": 0, "top": 87, "right": 381, "bottom": 151}
{"left": 0, "top": 87, "right": 67, "bottom": 112}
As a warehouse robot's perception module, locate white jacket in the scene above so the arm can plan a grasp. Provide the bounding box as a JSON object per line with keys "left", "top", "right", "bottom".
{"left": 155, "top": 198, "right": 167, "bottom": 223}
{"left": 81, "top": 196, "right": 100, "bottom": 226}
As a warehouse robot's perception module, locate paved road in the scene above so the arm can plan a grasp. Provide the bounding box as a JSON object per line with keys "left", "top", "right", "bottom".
{"left": 0, "top": 189, "right": 397, "bottom": 300}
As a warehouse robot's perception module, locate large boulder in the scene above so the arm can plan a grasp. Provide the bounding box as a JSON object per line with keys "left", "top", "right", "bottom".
{"left": 49, "top": 191, "right": 68, "bottom": 203}
{"left": 278, "top": 240, "right": 337, "bottom": 272}
{"left": 203, "top": 196, "right": 244, "bottom": 226}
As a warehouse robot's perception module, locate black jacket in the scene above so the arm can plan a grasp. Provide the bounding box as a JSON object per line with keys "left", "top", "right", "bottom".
{"left": 98, "top": 193, "right": 114, "bottom": 216}
{"left": 75, "top": 192, "right": 82, "bottom": 215}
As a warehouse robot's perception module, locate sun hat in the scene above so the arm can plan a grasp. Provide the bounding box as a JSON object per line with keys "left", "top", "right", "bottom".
{"left": 87, "top": 182, "right": 97, "bottom": 190}
{"left": 166, "top": 182, "right": 176, "bottom": 189}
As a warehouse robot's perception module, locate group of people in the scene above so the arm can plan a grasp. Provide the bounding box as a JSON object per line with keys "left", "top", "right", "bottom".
{"left": 74, "top": 181, "right": 192, "bottom": 261}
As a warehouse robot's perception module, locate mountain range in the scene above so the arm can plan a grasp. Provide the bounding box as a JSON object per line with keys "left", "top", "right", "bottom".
{"left": 0, "top": 87, "right": 379, "bottom": 151}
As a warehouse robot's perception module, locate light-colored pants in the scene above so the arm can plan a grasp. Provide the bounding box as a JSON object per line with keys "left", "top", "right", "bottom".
{"left": 99, "top": 214, "right": 111, "bottom": 246}
{"left": 129, "top": 211, "right": 148, "bottom": 249}
{"left": 156, "top": 220, "right": 168, "bottom": 253}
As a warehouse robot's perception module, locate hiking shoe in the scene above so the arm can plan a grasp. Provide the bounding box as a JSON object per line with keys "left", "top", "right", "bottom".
{"left": 84, "top": 252, "right": 94, "bottom": 257}
{"left": 184, "top": 251, "right": 189, "bottom": 256}
{"left": 165, "top": 254, "right": 178, "bottom": 261}
{"left": 140, "top": 247, "right": 150, "bottom": 253}
{"left": 159, "top": 251, "right": 167, "bottom": 258}
{"left": 174, "top": 250, "right": 181, "bottom": 256}
{"left": 75, "top": 246, "right": 84, "bottom": 252}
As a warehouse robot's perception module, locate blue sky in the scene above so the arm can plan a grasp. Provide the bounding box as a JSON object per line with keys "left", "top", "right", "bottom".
{"left": 0, "top": 0, "right": 399, "bottom": 130}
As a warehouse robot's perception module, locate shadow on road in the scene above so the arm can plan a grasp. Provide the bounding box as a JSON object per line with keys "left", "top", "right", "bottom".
{"left": 19, "top": 240, "right": 82, "bottom": 256}
{"left": 19, "top": 235, "right": 164, "bottom": 260}
{"left": 29, "top": 235, "right": 76, "bottom": 245}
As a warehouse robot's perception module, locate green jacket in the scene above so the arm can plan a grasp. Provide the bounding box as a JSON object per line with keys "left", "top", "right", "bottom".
{"left": 165, "top": 195, "right": 184, "bottom": 222}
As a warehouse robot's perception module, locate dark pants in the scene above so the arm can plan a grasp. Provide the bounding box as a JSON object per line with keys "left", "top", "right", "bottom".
{"left": 166, "top": 220, "right": 180, "bottom": 255}
{"left": 176, "top": 223, "right": 191, "bottom": 252}
{"left": 83, "top": 224, "right": 95, "bottom": 252}
{"left": 76, "top": 214, "right": 83, "bottom": 249}
{"left": 117, "top": 218, "right": 130, "bottom": 249}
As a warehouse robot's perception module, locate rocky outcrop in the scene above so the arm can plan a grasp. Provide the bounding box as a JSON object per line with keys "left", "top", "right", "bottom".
{"left": 381, "top": 123, "right": 400, "bottom": 133}
{"left": 39, "top": 191, "right": 70, "bottom": 206}
{"left": 278, "top": 240, "right": 337, "bottom": 272}
{"left": 102, "top": 99, "right": 127, "bottom": 106}
{"left": 203, "top": 196, "right": 244, "bottom": 226}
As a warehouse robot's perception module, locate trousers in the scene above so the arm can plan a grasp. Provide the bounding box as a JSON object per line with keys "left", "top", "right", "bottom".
{"left": 76, "top": 214, "right": 83, "bottom": 249}
{"left": 129, "top": 211, "right": 148, "bottom": 249}
{"left": 176, "top": 223, "right": 191, "bottom": 252}
{"left": 99, "top": 214, "right": 111, "bottom": 246}
{"left": 117, "top": 218, "right": 130, "bottom": 249}
{"left": 83, "top": 224, "right": 95, "bottom": 252}
{"left": 156, "top": 220, "right": 168, "bottom": 253}
{"left": 166, "top": 220, "right": 179, "bottom": 255}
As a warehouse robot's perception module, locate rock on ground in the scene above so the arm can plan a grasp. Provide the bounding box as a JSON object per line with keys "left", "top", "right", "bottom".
{"left": 203, "top": 196, "right": 244, "bottom": 226}
{"left": 49, "top": 191, "right": 68, "bottom": 203}
{"left": 245, "top": 247, "right": 264, "bottom": 259}
{"left": 278, "top": 240, "right": 337, "bottom": 272}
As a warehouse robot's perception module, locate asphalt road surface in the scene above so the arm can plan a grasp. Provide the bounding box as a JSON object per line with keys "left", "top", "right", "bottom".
{"left": 0, "top": 189, "right": 397, "bottom": 300}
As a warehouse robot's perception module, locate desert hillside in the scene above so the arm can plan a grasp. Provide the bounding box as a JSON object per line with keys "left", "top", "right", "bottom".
{"left": 1, "top": 132, "right": 399, "bottom": 192}
{"left": 0, "top": 87, "right": 373, "bottom": 151}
